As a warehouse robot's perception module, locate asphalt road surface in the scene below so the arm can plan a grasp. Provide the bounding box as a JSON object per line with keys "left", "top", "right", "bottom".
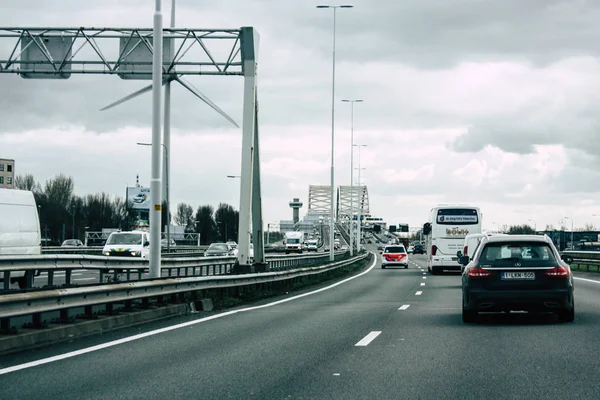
{"left": 2, "top": 245, "right": 599, "bottom": 399}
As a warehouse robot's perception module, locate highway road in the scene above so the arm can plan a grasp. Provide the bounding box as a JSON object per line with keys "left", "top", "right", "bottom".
{"left": 2, "top": 245, "right": 600, "bottom": 399}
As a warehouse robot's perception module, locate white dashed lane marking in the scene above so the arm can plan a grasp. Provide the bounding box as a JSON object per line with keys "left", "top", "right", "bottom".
{"left": 355, "top": 331, "right": 382, "bottom": 347}
{"left": 415, "top": 291, "right": 423, "bottom": 296}
{"left": 398, "top": 304, "right": 410, "bottom": 310}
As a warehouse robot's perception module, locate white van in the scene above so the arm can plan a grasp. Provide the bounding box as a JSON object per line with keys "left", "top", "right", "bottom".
{"left": 103, "top": 231, "right": 150, "bottom": 259}
{"left": 458, "top": 232, "right": 508, "bottom": 271}
{"left": 0, "top": 189, "right": 42, "bottom": 288}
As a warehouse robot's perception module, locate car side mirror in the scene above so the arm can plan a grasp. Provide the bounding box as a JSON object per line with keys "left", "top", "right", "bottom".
{"left": 144, "top": 241, "right": 150, "bottom": 247}
{"left": 459, "top": 255, "right": 470, "bottom": 265}
{"left": 456, "top": 250, "right": 462, "bottom": 258}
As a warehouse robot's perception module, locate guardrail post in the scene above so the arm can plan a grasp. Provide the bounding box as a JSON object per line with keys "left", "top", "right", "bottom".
{"left": 99, "top": 270, "right": 104, "bottom": 283}
{"left": 126, "top": 269, "right": 131, "bottom": 282}
{"left": 32, "top": 312, "right": 43, "bottom": 328}
{"left": 26, "top": 271, "right": 34, "bottom": 288}
{"left": 106, "top": 303, "right": 115, "bottom": 315}
{"left": 65, "top": 269, "right": 72, "bottom": 285}
{"left": 59, "top": 308, "right": 70, "bottom": 323}
{"left": 47, "top": 270, "right": 54, "bottom": 286}
{"left": 83, "top": 305, "right": 94, "bottom": 319}
{"left": 1, "top": 317, "right": 11, "bottom": 333}
{"left": 3, "top": 272, "right": 9, "bottom": 291}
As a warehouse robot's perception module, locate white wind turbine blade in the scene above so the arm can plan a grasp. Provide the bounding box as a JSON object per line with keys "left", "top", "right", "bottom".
{"left": 175, "top": 76, "right": 239, "bottom": 128}
{"left": 99, "top": 75, "right": 176, "bottom": 111}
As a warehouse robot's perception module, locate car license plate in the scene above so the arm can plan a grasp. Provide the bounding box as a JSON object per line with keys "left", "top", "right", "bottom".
{"left": 502, "top": 272, "right": 535, "bottom": 280}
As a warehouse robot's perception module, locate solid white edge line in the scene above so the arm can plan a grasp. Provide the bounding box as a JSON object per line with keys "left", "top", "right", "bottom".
{"left": 398, "top": 304, "right": 410, "bottom": 310}
{"left": 355, "top": 331, "right": 382, "bottom": 346}
{"left": 574, "top": 277, "right": 600, "bottom": 284}
{"left": 415, "top": 291, "right": 423, "bottom": 295}
{"left": 0, "top": 253, "right": 379, "bottom": 375}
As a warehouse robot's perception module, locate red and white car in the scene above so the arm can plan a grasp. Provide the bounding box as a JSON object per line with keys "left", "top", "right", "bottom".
{"left": 381, "top": 245, "right": 409, "bottom": 269}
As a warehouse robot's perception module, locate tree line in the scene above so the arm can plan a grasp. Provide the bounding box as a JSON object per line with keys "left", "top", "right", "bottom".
{"left": 14, "top": 174, "right": 240, "bottom": 245}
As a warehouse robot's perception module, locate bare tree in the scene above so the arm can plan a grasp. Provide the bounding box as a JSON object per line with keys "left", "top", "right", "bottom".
{"left": 14, "top": 173, "right": 41, "bottom": 192}
{"left": 175, "top": 203, "right": 195, "bottom": 231}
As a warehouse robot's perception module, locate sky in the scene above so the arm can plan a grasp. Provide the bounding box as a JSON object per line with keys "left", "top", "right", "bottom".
{"left": 2, "top": 0, "right": 600, "bottom": 232}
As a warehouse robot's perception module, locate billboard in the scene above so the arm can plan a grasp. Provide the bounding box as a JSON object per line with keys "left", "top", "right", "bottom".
{"left": 126, "top": 187, "right": 151, "bottom": 210}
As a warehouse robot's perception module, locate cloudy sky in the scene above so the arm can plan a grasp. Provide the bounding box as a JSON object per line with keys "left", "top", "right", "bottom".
{"left": 2, "top": 0, "right": 600, "bottom": 232}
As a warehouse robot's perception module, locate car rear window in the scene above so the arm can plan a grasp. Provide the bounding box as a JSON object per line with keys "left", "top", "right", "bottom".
{"left": 479, "top": 242, "right": 556, "bottom": 266}
{"left": 385, "top": 246, "right": 406, "bottom": 253}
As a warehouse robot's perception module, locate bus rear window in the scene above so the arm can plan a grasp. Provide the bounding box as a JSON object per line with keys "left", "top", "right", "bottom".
{"left": 436, "top": 208, "right": 479, "bottom": 225}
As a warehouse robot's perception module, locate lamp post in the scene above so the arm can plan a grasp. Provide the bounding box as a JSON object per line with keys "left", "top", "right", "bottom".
{"left": 71, "top": 204, "right": 75, "bottom": 240}
{"left": 353, "top": 143, "right": 366, "bottom": 251}
{"left": 317, "top": 3, "right": 354, "bottom": 261}
{"left": 138, "top": 142, "right": 170, "bottom": 252}
{"left": 342, "top": 98, "right": 363, "bottom": 256}
{"left": 564, "top": 216, "right": 574, "bottom": 250}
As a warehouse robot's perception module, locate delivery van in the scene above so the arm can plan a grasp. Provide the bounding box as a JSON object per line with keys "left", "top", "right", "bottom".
{"left": 0, "top": 188, "right": 42, "bottom": 288}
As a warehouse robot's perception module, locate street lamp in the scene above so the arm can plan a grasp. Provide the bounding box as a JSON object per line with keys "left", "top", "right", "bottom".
{"left": 353, "top": 143, "right": 366, "bottom": 251}
{"left": 342, "top": 98, "right": 363, "bottom": 256}
{"left": 528, "top": 218, "right": 536, "bottom": 232}
{"left": 317, "top": 4, "right": 354, "bottom": 261}
{"left": 227, "top": 175, "right": 241, "bottom": 179}
{"left": 138, "top": 142, "right": 170, "bottom": 252}
{"left": 564, "top": 216, "right": 574, "bottom": 250}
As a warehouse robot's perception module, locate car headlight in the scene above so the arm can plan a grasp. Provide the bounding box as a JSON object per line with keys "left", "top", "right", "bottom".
{"left": 104, "top": 252, "right": 110, "bottom": 256}
{"left": 131, "top": 251, "right": 137, "bottom": 256}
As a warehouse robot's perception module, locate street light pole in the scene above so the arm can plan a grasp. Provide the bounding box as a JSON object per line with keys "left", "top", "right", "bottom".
{"left": 354, "top": 143, "right": 366, "bottom": 251}
{"left": 317, "top": 4, "right": 354, "bottom": 262}
{"left": 138, "top": 142, "right": 170, "bottom": 252}
{"left": 71, "top": 205, "right": 75, "bottom": 240}
{"left": 564, "top": 216, "right": 574, "bottom": 249}
{"left": 342, "top": 98, "right": 363, "bottom": 256}
{"left": 149, "top": 0, "right": 163, "bottom": 278}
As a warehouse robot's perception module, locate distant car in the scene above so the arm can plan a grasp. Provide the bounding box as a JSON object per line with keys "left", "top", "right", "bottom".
{"left": 204, "top": 243, "right": 234, "bottom": 257}
{"left": 460, "top": 234, "right": 575, "bottom": 323}
{"left": 413, "top": 244, "right": 425, "bottom": 255}
{"left": 381, "top": 245, "right": 408, "bottom": 269}
{"left": 377, "top": 244, "right": 384, "bottom": 251}
{"left": 407, "top": 245, "right": 414, "bottom": 254}
{"left": 226, "top": 241, "right": 239, "bottom": 256}
{"left": 61, "top": 239, "right": 83, "bottom": 247}
{"left": 306, "top": 240, "right": 318, "bottom": 252}
{"left": 161, "top": 238, "right": 176, "bottom": 248}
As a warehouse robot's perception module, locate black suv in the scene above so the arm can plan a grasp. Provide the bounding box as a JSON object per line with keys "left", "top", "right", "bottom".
{"left": 413, "top": 244, "right": 425, "bottom": 255}
{"left": 459, "top": 235, "right": 574, "bottom": 323}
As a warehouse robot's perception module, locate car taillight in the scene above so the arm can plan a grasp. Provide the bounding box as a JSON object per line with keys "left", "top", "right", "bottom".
{"left": 463, "top": 246, "right": 468, "bottom": 256}
{"left": 545, "top": 266, "right": 569, "bottom": 278}
{"left": 467, "top": 267, "right": 491, "bottom": 279}
{"left": 431, "top": 245, "right": 437, "bottom": 256}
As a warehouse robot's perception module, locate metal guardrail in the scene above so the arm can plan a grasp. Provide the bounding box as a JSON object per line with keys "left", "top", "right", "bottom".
{"left": 561, "top": 251, "right": 600, "bottom": 271}
{"left": 0, "top": 250, "right": 349, "bottom": 291}
{"left": 41, "top": 246, "right": 208, "bottom": 255}
{"left": 0, "top": 252, "right": 370, "bottom": 331}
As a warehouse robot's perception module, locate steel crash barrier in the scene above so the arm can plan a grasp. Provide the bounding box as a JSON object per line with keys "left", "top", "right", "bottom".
{"left": 561, "top": 251, "right": 600, "bottom": 272}
{"left": 0, "top": 252, "right": 371, "bottom": 334}
{"left": 41, "top": 245, "right": 208, "bottom": 255}
{"left": 0, "top": 250, "right": 350, "bottom": 291}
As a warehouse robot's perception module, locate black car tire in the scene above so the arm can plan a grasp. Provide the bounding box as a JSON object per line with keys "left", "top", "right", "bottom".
{"left": 558, "top": 304, "right": 575, "bottom": 323}
{"left": 462, "top": 298, "right": 477, "bottom": 323}
{"left": 405, "top": 265, "right": 408, "bottom": 269}
{"left": 382, "top": 264, "right": 386, "bottom": 269}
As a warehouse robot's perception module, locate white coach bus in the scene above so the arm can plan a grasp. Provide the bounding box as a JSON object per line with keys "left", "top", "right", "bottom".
{"left": 423, "top": 205, "right": 482, "bottom": 274}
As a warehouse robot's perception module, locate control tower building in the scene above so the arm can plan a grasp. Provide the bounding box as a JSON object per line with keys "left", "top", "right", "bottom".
{"left": 289, "top": 198, "right": 303, "bottom": 224}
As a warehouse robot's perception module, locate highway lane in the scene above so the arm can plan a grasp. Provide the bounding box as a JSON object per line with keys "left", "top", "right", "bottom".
{"left": 1, "top": 249, "right": 600, "bottom": 399}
